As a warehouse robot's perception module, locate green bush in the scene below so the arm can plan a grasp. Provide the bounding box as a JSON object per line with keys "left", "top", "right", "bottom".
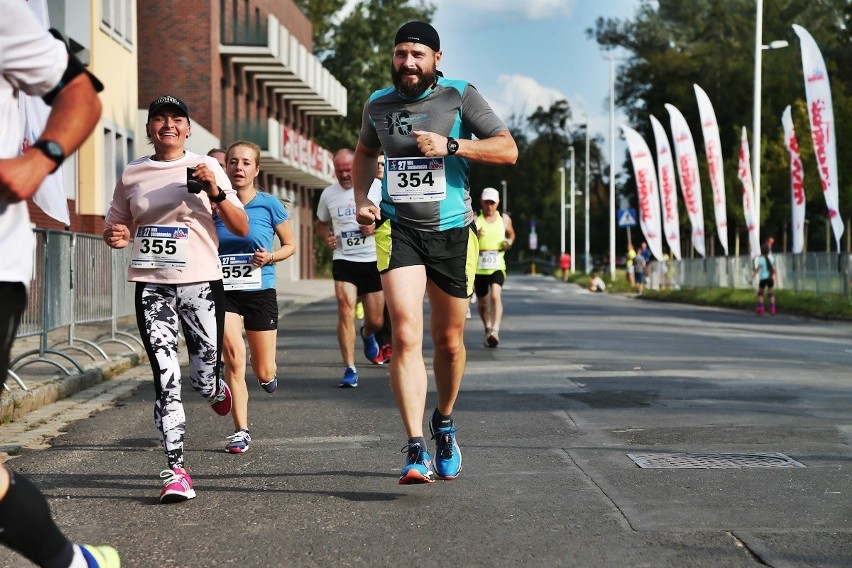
{"left": 549, "top": 274, "right": 852, "bottom": 320}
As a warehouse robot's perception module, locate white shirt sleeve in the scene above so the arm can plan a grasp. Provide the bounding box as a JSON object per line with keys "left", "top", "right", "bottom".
{"left": 316, "top": 187, "right": 331, "bottom": 223}
{"left": 0, "top": 1, "right": 67, "bottom": 97}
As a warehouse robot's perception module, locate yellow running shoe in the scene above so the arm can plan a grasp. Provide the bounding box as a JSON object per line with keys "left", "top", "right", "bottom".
{"left": 79, "top": 544, "right": 121, "bottom": 567}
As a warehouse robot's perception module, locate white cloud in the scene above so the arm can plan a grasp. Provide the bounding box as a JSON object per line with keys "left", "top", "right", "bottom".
{"left": 435, "top": 0, "right": 576, "bottom": 20}
{"left": 489, "top": 74, "right": 567, "bottom": 122}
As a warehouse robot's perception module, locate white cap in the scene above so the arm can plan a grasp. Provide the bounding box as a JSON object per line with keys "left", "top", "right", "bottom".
{"left": 481, "top": 187, "right": 500, "bottom": 203}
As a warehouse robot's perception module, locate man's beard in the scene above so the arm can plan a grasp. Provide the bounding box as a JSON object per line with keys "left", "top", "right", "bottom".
{"left": 392, "top": 65, "right": 437, "bottom": 98}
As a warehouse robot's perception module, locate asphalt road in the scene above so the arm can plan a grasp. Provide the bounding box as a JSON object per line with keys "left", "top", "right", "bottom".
{"left": 2, "top": 275, "right": 850, "bottom": 567}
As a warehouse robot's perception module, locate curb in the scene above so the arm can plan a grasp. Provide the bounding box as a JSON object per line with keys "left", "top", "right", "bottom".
{"left": 0, "top": 352, "right": 145, "bottom": 425}
{"left": 1, "top": 287, "right": 331, "bottom": 428}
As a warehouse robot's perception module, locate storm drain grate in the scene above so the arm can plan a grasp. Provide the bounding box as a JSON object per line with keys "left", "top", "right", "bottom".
{"left": 627, "top": 452, "right": 806, "bottom": 469}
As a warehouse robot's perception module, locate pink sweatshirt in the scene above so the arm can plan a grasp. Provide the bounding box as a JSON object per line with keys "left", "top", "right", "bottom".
{"left": 105, "top": 151, "right": 244, "bottom": 284}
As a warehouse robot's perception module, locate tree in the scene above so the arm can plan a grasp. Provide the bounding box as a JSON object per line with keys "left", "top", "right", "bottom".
{"left": 590, "top": 0, "right": 851, "bottom": 254}
{"left": 470, "top": 100, "right": 608, "bottom": 270}
{"left": 294, "top": 0, "right": 435, "bottom": 151}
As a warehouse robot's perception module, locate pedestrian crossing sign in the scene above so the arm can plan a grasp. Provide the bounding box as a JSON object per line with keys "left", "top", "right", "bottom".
{"left": 617, "top": 208, "right": 637, "bottom": 228}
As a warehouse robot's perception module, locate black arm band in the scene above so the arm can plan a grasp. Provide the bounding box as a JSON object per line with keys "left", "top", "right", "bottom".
{"left": 210, "top": 189, "right": 228, "bottom": 203}
{"left": 42, "top": 29, "right": 104, "bottom": 106}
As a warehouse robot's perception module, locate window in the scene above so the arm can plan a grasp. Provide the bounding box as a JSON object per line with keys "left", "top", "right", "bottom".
{"left": 102, "top": 123, "right": 134, "bottom": 214}
{"left": 100, "top": 0, "right": 133, "bottom": 48}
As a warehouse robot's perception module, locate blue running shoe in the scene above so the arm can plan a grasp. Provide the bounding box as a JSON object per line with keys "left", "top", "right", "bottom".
{"left": 430, "top": 422, "right": 462, "bottom": 480}
{"left": 399, "top": 442, "right": 434, "bottom": 484}
{"left": 259, "top": 377, "right": 277, "bottom": 394}
{"left": 339, "top": 367, "right": 358, "bottom": 388}
{"left": 225, "top": 429, "right": 251, "bottom": 454}
{"left": 361, "top": 326, "right": 382, "bottom": 364}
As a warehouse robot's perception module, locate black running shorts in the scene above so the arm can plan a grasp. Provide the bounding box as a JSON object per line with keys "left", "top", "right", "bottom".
{"left": 223, "top": 288, "right": 278, "bottom": 331}
{"left": 473, "top": 271, "right": 505, "bottom": 298}
{"left": 375, "top": 220, "right": 478, "bottom": 299}
{"left": 332, "top": 259, "right": 383, "bottom": 296}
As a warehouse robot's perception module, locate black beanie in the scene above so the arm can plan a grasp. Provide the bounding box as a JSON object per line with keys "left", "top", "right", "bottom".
{"left": 394, "top": 21, "right": 440, "bottom": 52}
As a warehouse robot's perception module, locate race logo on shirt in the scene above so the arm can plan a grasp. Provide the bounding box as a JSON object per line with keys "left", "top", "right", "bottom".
{"left": 336, "top": 205, "right": 356, "bottom": 217}
{"left": 384, "top": 111, "right": 427, "bottom": 135}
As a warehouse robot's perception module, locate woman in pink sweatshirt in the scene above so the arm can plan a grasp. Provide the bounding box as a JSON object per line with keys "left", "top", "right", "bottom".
{"left": 103, "top": 95, "right": 248, "bottom": 504}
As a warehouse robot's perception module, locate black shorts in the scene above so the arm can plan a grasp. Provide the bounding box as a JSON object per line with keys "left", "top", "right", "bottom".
{"left": 223, "top": 288, "right": 278, "bottom": 331}
{"left": 0, "top": 282, "right": 27, "bottom": 387}
{"left": 634, "top": 270, "right": 645, "bottom": 284}
{"left": 473, "top": 271, "right": 505, "bottom": 298}
{"left": 375, "top": 221, "right": 478, "bottom": 299}
{"left": 758, "top": 277, "right": 775, "bottom": 290}
{"left": 332, "top": 259, "right": 382, "bottom": 295}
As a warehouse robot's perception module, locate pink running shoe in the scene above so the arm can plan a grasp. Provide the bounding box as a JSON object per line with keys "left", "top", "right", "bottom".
{"left": 380, "top": 343, "right": 392, "bottom": 364}
{"left": 159, "top": 467, "right": 196, "bottom": 504}
{"left": 209, "top": 381, "right": 232, "bottom": 415}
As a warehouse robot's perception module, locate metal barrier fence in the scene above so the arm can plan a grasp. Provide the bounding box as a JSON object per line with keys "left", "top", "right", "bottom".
{"left": 7, "top": 229, "right": 140, "bottom": 391}
{"left": 647, "top": 252, "right": 851, "bottom": 298}
{"left": 506, "top": 251, "right": 850, "bottom": 299}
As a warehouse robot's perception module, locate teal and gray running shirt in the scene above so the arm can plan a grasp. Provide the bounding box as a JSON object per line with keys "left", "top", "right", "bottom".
{"left": 359, "top": 76, "right": 508, "bottom": 231}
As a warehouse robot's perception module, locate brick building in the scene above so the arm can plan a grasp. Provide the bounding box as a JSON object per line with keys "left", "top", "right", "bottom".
{"left": 29, "top": 0, "right": 344, "bottom": 282}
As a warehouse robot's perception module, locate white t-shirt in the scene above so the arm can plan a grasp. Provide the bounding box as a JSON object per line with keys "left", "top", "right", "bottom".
{"left": 316, "top": 181, "right": 381, "bottom": 262}
{"left": 0, "top": 1, "right": 67, "bottom": 285}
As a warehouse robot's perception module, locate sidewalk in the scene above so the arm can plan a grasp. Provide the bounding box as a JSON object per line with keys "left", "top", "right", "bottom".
{"left": 0, "top": 278, "right": 335, "bottom": 430}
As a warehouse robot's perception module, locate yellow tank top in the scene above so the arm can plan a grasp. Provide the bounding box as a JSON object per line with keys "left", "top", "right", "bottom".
{"left": 476, "top": 212, "right": 506, "bottom": 274}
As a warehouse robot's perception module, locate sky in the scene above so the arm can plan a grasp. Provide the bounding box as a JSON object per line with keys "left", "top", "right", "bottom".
{"left": 430, "top": 0, "right": 642, "bottom": 159}
{"left": 337, "top": 0, "right": 642, "bottom": 169}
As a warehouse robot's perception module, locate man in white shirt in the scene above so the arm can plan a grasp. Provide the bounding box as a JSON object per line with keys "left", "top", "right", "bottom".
{"left": 316, "top": 149, "right": 385, "bottom": 387}
{"left": 0, "top": 2, "right": 116, "bottom": 566}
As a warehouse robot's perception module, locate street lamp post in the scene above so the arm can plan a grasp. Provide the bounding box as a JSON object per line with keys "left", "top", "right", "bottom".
{"left": 560, "top": 148, "right": 578, "bottom": 273}
{"left": 584, "top": 118, "right": 591, "bottom": 274}
{"left": 500, "top": 180, "right": 507, "bottom": 214}
{"left": 752, "top": 0, "right": 789, "bottom": 244}
{"left": 570, "top": 146, "right": 576, "bottom": 273}
{"left": 559, "top": 165, "right": 566, "bottom": 256}
{"left": 606, "top": 53, "right": 616, "bottom": 280}
{"left": 752, "top": 0, "right": 763, "bottom": 244}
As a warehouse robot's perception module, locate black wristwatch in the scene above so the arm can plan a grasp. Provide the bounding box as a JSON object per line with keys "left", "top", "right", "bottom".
{"left": 446, "top": 137, "right": 459, "bottom": 156}
{"left": 30, "top": 140, "right": 65, "bottom": 173}
{"left": 210, "top": 189, "right": 227, "bottom": 203}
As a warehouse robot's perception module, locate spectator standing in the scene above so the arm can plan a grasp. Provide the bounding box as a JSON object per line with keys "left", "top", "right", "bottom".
{"left": 559, "top": 251, "right": 571, "bottom": 282}
{"left": 633, "top": 243, "right": 647, "bottom": 295}
{"left": 217, "top": 141, "right": 296, "bottom": 453}
{"left": 352, "top": 21, "right": 518, "bottom": 483}
{"left": 625, "top": 243, "right": 636, "bottom": 286}
{"left": 639, "top": 241, "right": 653, "bottom": 288}
{"left": 104, "top": 95, "right": 248, "bottom": 503}
{"left": 0, "top": 3, "right": 119, "bottom": 565}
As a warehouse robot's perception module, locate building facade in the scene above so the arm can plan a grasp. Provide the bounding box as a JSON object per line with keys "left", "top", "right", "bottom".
{"left": 30, "top": 0, "right": 343, "bottom": 282}
{"left": 137, "top": 0, "right": 343, "bottom": 281}
{"left": 28, "top": 0, "right": 138, "bottom": 236}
